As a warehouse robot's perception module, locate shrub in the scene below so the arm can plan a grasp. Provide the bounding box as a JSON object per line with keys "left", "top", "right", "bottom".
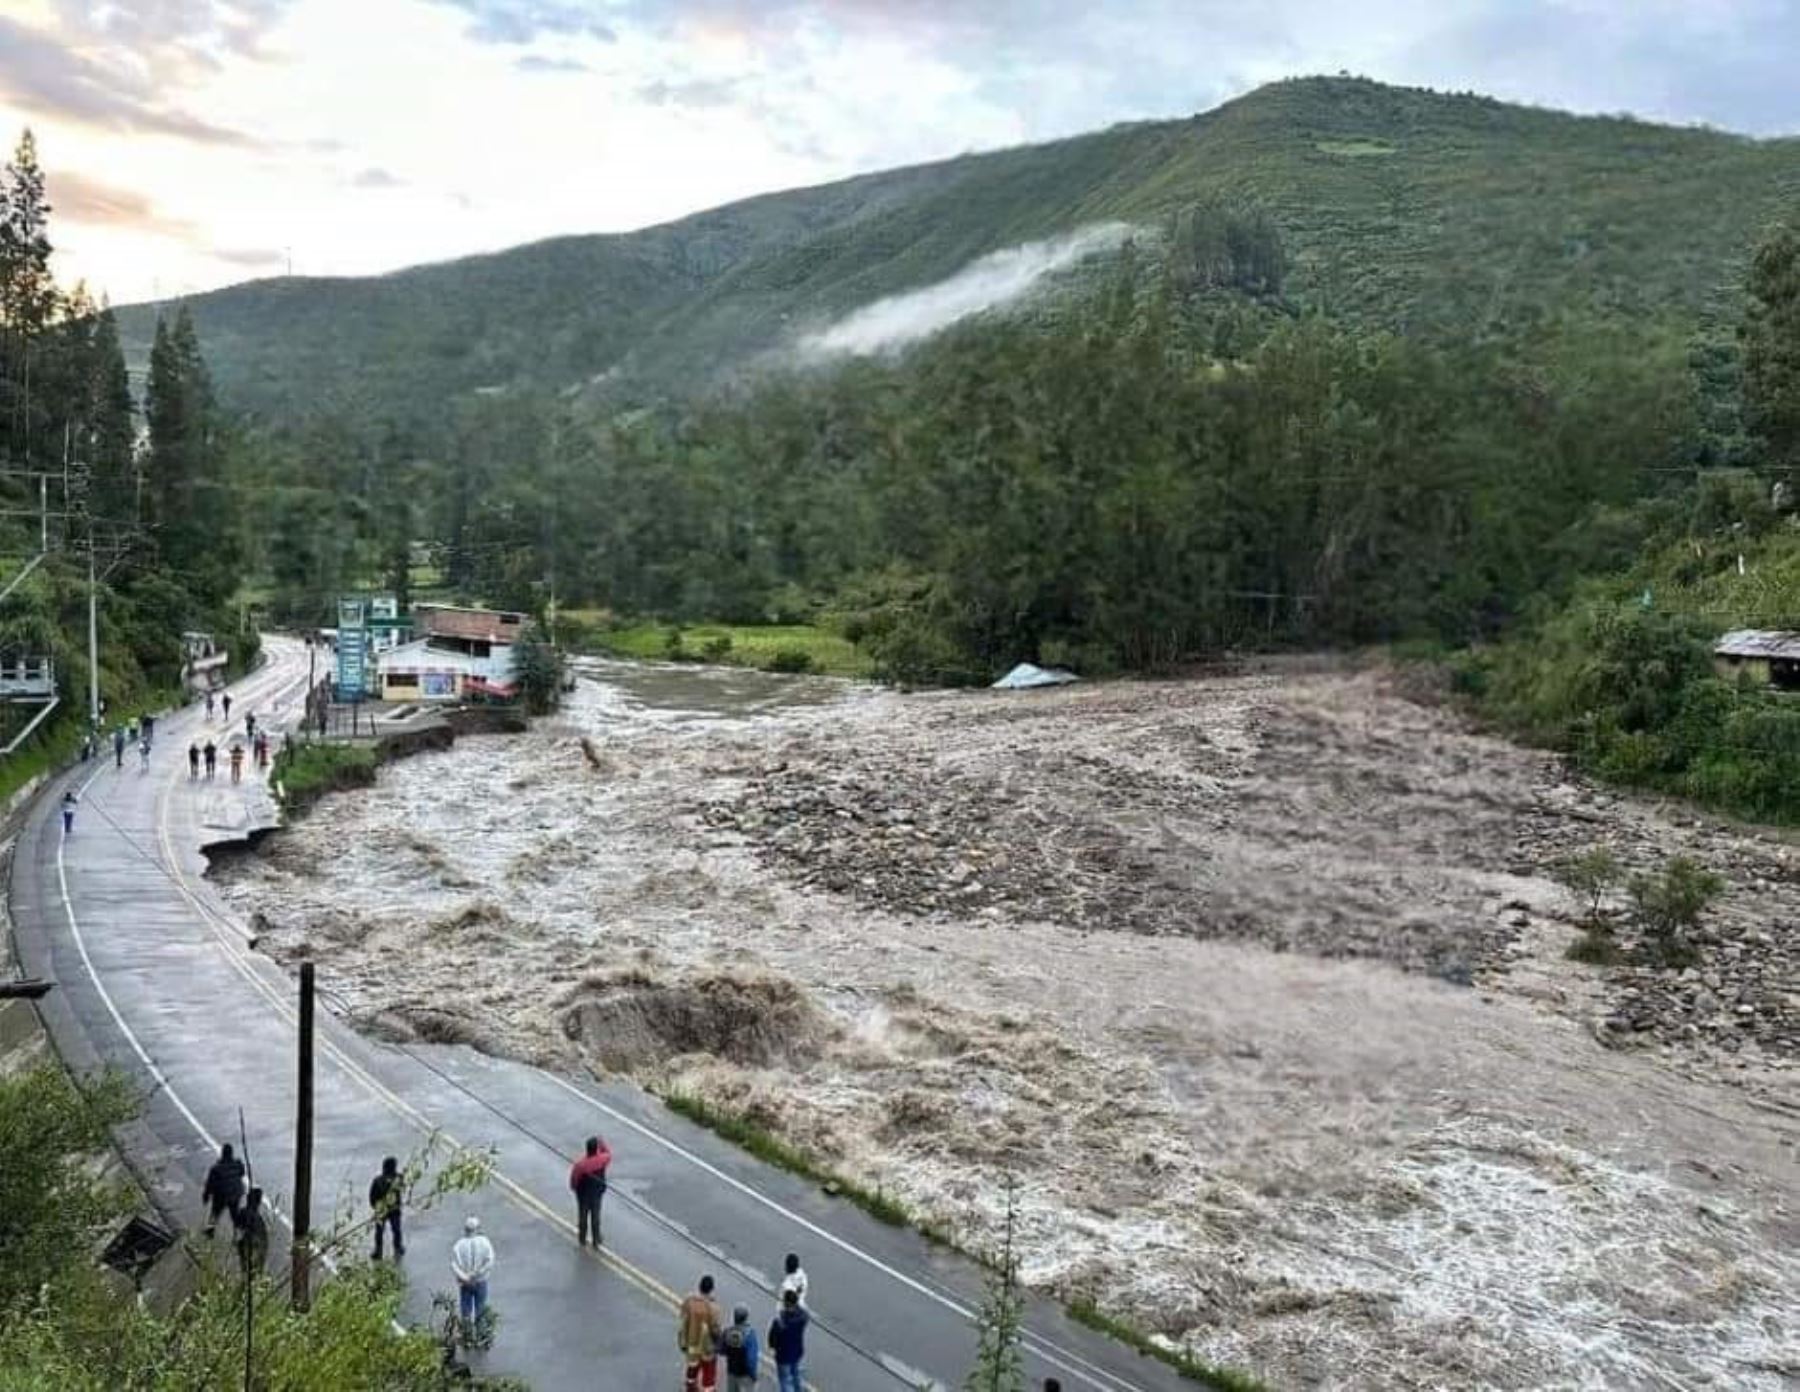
{"left": 1554, "top": 846, "right": 1621, "bottom": 926}
{"left": 1628, "top": 855, "right": 1724, "bottom": 968}
{"left": 764, "top": 646, "right": 814, "bottom": 674}
{"left": 701, "top": 634, "right": 734, "bottom": 662}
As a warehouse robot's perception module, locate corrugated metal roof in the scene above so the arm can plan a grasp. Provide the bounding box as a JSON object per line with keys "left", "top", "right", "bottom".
{"left": 1714, "top": 629, "right": 1800, "bottom": 660}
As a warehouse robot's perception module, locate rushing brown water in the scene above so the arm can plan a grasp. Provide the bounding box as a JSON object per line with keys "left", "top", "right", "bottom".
{"left": 218, "top": 661, "right": 1800, "bottom": 1389}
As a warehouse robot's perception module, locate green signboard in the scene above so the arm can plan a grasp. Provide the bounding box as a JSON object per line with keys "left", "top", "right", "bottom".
{"left": 336, "top": 597, "right": 367, "bottom": 699}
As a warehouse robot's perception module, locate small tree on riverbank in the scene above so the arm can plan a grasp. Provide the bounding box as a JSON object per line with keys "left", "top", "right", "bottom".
{"left": 1629, "top": 856, "right": 1724, "bottom": 968}
{"left": 966, "top": 1177, "right": 1026, "bottom": 1392}
{"left": 512, "top": 624, "right": 562, "bottom": 715}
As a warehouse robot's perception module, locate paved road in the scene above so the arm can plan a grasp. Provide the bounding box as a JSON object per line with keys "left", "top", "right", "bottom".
{"left": 10, "top": 637, "right": 1192, "bottom": 1391}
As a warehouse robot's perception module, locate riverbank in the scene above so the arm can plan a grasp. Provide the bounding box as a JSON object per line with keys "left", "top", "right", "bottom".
{"left": 212, "top": 660, "right": 1799, "bottom": 1389}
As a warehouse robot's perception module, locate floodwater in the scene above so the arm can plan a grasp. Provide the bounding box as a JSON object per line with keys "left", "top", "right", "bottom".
{"left": 216, "top": 662, "right": 1800, "bottom": 1390}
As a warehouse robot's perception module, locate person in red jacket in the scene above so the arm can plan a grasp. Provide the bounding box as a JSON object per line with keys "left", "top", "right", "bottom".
{"left": 569, "top": 1135, "right": 612, "bottom": 1247}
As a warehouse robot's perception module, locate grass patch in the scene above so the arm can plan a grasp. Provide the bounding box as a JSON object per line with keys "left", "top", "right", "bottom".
{"left": 272, "top": 740, "right": 379, "bottom": 814}
{"left": 583, "top": 622, "right": 873, "bottom": 678}
{"left": 1067, "top": 1298, "right": 1268, "bottom": 1391}
{"left": 1315, "top": 138, "right": 1397, "bottom": 157}
{"left": 662, "top": 1090, "right": 911, "bottom": 1225}
{"left": 1565, "top": 928, "right": 1626, "bottom": 965}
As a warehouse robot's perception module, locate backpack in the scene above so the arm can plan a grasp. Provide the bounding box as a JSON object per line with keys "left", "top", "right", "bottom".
{"left": 721, "top": 1323, "right": 749, "bottom": 1375}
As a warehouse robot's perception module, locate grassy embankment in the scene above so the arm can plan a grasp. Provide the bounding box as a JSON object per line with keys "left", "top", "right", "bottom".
{"left": 572, "top": 619, "right": 875, "bottom": 678}
{"left": 271, "top": 741, "right": 379, "bottom": 815}
{"left": 661, "top": 1090, "right": 1265, "bottom": 1390}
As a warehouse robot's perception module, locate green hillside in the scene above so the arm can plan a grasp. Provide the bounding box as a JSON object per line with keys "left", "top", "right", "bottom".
{"left": 115, "top": 77, "right": 1800, "bottom": 424}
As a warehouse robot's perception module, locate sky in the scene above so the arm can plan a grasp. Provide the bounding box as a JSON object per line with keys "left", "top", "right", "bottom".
{"left": 1, "top": 0, "right": 1797, "bottom": 305}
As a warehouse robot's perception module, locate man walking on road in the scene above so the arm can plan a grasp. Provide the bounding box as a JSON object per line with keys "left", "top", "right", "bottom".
{"left": 60, "top": 789, "right": 77, "bottom": 836}
{"left": 202, "top": 1143, "right": 246, "bottom": 1236}
{"left": 112, "top": 726, "right": 125, "bottom": 769}
{"left": 452, "top": 1216, "right": 494, "bottom": 1330}
{"left": 569, "top": 1134, "right": 611, "bottom": 1247}
{"left": 768, "top": 1288, "right": 809, "bottom": 1392}
{"left": 221, "top": 691, "right": 232, "bottom": 722}
{"left": 229, "top": 742, "right": 244, "bottom": 785}
{"left": 205, "top": 690, "right": 214, "bottom": 720}
{"left": 188, "top": 742, "right": 200, "bottom": 780}
{"left": 370, "top": 1155, "right": 405, "bottom": 1260}
{"left": 138, "top": 736, "right": 151, "bottom": 772}
{"left": 780, "top": 1251, "right": 809, "bottom": 1307}
{"left": 721, "top": 1306, "right": 761, "bottom": 1392}
{"left": 203, "top": 740, "right": 217, "bottom": 780}
{"left": 679, "top": 1274, "right": 723, "bottom": 1391}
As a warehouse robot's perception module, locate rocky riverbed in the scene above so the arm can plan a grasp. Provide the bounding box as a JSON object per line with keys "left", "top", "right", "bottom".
{"left": 216, "top": 658, "right": 1800, "bottom": 1389}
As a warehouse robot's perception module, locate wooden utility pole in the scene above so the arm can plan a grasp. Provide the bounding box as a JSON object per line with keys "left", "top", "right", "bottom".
{"left": 291, "top": 962, "right": 315, "bottom": 1310}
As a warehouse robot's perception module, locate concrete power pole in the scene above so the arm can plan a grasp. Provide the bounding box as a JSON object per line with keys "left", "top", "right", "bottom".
{"left": 291, "top": 962, "right": 316, "bottom": 1311}
{"left": 87, "top": 545, "right": 100, "bottom": 729}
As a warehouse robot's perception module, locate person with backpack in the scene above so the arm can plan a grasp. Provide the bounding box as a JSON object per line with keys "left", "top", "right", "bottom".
{"left": 202, "top": 1143, "right": 247, "bottom": 1236}
{"left": 568, "top": 1134, "right": 611, "bottom": 1247}
{"left": 720, "top": 1305, "right": 761, "bottom": 1391}
{"left": 768, "top": 1288, "right": 809, "bottom": 1392}
{"left": 678, "top": 1273, "right": 723, "bottom": 1391}
{"left": 369, "top": 1155, "right": 405, "bottom": 1259}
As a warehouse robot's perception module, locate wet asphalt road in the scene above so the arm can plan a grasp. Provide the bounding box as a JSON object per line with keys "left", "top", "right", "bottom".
{"left": 9, "top": 637, "right": 1191, "bottom": 1392}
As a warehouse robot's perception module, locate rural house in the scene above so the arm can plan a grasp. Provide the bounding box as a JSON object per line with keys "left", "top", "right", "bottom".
{"left": 1712, "top": 629, "right": 1800, "bottom": 691}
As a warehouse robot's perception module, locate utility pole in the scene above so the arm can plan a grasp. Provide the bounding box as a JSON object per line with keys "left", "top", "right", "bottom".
{"left": 87, "top": 545, "right": 100, "bottom": 729}
{"left": 291, "top": 962, "right": 315, "bottom": 1311}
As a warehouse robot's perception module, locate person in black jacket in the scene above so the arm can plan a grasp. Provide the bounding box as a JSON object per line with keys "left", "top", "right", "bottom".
{"left": 370, "top": 1155, "right": 405, "bottom": 1259}
{"left": 768, "top": 1288, "right": 809, "bottom": 1392}
{"left": 201, "top": 1143, "right": 245, "bottom": 1237}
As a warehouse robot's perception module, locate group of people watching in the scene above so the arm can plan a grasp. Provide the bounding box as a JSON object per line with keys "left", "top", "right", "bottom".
{"left": 680, "top": 1258, "right": 811, "bottom": 1392}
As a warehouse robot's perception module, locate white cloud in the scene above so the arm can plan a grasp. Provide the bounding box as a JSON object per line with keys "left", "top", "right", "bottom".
{"left": 1, "top": 0, "right": 1794, "bottom": 305}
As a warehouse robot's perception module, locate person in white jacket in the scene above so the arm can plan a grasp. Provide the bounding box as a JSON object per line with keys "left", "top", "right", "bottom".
{"left": 452, "top": 1215, "right": 496, "bottom": 1329}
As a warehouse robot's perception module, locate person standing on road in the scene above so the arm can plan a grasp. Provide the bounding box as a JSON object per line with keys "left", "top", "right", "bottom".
{"left": 720, "top": 1305, "right": 761, "bottom": 1391}
{"left": 229, "top": 742, "right": 244, "bottom": 785}
{"left": 236, "top": 1186, "right": 269, "bottom": 1273}
{"left": 679, "top": 1274, "right": 723, "bottom": 1391}
{"left": 221, "top": 691, "right": 232, "bottom": 722}
{"left": 245, "top": 710, "right": 256, "bottom": 742}
{"left": 205, "top": 689, "right": 215, "bottom": 720}
{"left": 202, "top": 1143, "right": 246, "bottom": 1236}
{"left": 60, "top": 789, "right": 77, "bottom": 835}
{"left": 203, "top": 740, "right": 217, "bottom": 780}
{"left": 569, "top": 1134, "right": 611, "bottom": 1247}
{"left": 138, "top": 736, "right": 151, "bottom": 772}
{"left": 452, "top": 1216, "right": 495, "bottom": 1330}
{"left": 188, "top": 742, "right": 200, "bottom": 779}
{"left": 768, "top": 1288, "right": 809, "bottom": 1392}
{"left": 780, "top": 1251, "right": 809, "bottom": 1308}
{"left": 112, "top": 726, "right": 125, "bottom": 769}
{"left": 369, "top": 1155, "right": 405, "bottom": 1260}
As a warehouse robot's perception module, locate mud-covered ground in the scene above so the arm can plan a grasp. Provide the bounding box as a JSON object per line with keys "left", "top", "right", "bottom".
{"left": 218, "top": 660, "right": 1800, "bottom": 1389}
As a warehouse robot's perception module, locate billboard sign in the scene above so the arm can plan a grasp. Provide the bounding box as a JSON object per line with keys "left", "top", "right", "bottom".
{"left": 336, "top": 596, "right": 367, "bottom": 699}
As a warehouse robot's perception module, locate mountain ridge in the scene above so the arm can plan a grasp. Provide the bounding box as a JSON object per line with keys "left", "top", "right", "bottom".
{"left": 114, "top": 76, "right": 1800, "bottom": 425}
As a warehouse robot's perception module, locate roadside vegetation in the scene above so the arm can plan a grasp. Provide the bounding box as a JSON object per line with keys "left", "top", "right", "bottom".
{"left": 272, "top": 741, "right": 379, "bottom": 813}
{"left": 0, "top": 1064, "right": 510, "bottom": 1391}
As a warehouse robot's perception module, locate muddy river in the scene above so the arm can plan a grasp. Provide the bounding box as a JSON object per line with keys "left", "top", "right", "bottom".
{"left": 218, "top": 659, "right": 1799, "bottom": 1389}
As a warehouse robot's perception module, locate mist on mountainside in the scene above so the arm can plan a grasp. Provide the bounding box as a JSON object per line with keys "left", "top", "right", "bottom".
{"left": 797, "top": 222, "right": 1137, "bottom": 358}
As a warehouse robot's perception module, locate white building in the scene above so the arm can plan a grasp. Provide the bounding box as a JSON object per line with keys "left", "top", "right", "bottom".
{"left": 375, "top": 605, "right": 525, "bottom": 702}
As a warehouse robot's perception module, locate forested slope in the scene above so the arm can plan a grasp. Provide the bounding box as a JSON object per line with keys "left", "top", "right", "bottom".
{"left": 115, "top": 77, "right": 1800, "bottom": 424}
